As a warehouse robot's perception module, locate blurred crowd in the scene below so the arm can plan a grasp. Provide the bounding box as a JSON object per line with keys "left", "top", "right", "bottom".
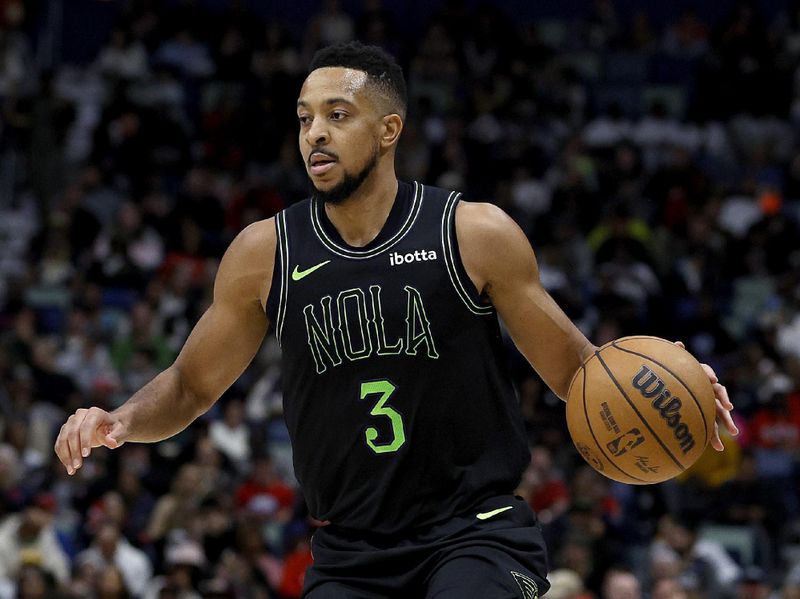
{"left": 1, "top": 0, "right": 800, "bottom": 597}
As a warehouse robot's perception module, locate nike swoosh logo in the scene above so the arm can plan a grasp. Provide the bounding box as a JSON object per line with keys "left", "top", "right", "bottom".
{"left": 291, "top": 260, "right": 331, "bottom": 281}
{"left": 476, "top": 505, "right": 514, "bottom": 520}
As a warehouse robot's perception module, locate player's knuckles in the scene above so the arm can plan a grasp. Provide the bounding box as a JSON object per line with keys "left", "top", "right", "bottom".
{"left": 53, "top": 430, "right": 68, "bottom": 454}
{"left": 85, "top": 409, "right": 109, "bottom": 429}
{"left": 59, "top": 419, "right": 80, "bottom": 439}
{"left": 64, "top": 412, "right": 84, "bottom": 429}
{"left": 70, "top": 409, "right": 96, "bottom": 431}
{"left": 71, "top": 408, "right": 88, "bottom": 420}
{"left": 79, "top": 411, "right": 101, "bottom": 429}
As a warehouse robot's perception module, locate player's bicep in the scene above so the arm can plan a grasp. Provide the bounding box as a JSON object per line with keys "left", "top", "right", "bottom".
{"left": 173, "top": 298, "right": 267, "bottom": 406}
{"left": 173, "top": 221, "right": 273, "bottom": 407}
{"left": 458, "top": 203, "right": 593, "bottom": 399}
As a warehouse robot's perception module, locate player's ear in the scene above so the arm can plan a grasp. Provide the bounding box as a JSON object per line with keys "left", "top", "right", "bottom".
{"left": 380, "top": 114, "right": 403, "bottom": 149}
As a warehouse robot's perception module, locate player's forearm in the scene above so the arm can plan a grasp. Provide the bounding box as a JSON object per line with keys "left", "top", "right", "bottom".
{"left": 535, "top": 320, "right": 596, "bottom": 401}
{"left": 558, "top": 340, "right": 599, "bottom": 402}
{"left": 112, "top": 366, "right": 210, "bottom": 443}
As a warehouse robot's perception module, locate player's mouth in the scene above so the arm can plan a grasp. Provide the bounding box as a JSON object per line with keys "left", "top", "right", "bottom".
{"left": 309, "top": 152, "right": 338, "bottom": 176}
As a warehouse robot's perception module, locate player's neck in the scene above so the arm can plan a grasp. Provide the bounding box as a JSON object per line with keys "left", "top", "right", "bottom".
{"left": 323, "top": 169, "right": 399, "bottom": 248}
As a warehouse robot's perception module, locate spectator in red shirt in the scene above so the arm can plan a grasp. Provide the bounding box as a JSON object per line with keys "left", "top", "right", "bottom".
{"left": 751, "top": 381, "right": 800, "bottom": 451}
{"left": 519, "top": 446, "right": 571, "bottom": 525}
{"left": 278, "top": 535, "right": 313, "bottom": 599}
{"left": 235, "top": 456, "right": 295, "bottom": 522}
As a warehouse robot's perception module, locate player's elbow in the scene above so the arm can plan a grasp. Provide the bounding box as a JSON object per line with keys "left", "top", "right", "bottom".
{"left": 173, "top": 365, "right": 217, "bottom": 418}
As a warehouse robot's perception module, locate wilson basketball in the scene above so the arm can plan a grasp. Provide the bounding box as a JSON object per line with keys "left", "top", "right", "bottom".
{"left": 566, "top": 336, "right": 716, "bottom": 484}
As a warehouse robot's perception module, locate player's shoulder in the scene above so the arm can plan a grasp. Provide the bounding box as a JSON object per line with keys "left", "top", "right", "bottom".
{"left": 454, "top": 199, "right": 520, "bottom": 244}
{"left": 216, "top": 217, "right": 278, "bottom": 304}
{"left": 229, "top": 217, "right": 277, "bottom": 259}
{"left": 218, "top": 217, "right": 277, "bottom": 282}
{"left": 454, "top": 199, "right": 535, "bottom": 283}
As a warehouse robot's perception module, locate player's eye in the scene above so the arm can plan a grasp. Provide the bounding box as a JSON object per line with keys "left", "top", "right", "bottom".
{"left": 330, "top": 111, "right": 347, "bottom": 121}
{"left": 298, "top": 115, "right": 311, "bottom": 126}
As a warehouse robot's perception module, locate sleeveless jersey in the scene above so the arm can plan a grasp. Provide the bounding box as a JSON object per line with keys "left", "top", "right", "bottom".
{"left": 265, "top": 180, "right": 530, "bottom": 536}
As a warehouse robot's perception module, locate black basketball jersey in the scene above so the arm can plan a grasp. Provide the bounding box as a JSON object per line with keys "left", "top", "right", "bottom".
{"left": 265, "top": 180, "right": 530, "bottom": 536}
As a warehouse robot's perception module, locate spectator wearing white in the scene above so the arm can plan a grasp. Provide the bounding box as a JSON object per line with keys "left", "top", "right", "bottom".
{"left": 76, "top": 521, "right": 152, "bottom": 598}
{"left": 142, "top": 538, "right": 205, "bottom": 599}
{"left": 650, "top": 514, "right": 741, "bottom": 595}
{"left": 154, "top": 29, "right": 215, "bottom": 79}
{"left": 209, "top": 397, "right": 251, "bottom": 471}
{"left": 602, "top": 568, "right": 642, "bottom": 599}
{"left": 547, "top": 568, "right": 585, "bottom": 599}
{"left": 0, "top": 494, "right": 69, "bottom": 587}
{"left": 56, "top": 327, "right": 120, "bottom": 396}
{"left": 96, "top": 28, "right": 149, "bottom": 82}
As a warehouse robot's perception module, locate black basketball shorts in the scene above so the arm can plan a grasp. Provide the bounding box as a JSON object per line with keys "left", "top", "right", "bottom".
{"left": 303, "top": 494, "right": 550, "bottom": 599}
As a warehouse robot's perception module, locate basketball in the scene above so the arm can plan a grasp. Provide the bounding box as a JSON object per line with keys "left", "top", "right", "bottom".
{"left": 566, "top": 336, "right": 716, "bottom": 484}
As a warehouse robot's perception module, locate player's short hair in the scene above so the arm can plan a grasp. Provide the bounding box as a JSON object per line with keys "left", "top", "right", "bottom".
{"left": 309, "top": 41, "right": 407, "bottom": 119}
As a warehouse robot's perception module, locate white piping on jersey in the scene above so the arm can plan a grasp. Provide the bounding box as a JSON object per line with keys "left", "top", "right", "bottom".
{"left": 309, "top": 181, "right": 424, "bottom": 259}
{"left": 441, "top": 192, "right": 494, "bottom": 315}
{"left": 275, "top": 211, "right": 290, "bottom": 346}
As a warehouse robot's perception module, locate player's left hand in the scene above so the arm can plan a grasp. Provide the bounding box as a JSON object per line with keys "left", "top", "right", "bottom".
{"left": 675, "top": 341, "right": 738, "bottom": 451}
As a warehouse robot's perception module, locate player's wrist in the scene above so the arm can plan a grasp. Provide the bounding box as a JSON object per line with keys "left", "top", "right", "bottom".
{"left": 108, "top": 408, "right": 132, "bottom": 437}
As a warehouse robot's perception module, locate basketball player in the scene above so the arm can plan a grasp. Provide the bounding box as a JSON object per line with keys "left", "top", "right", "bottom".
{"left": 55, "top": 42, "right": 737, "bottom": 598}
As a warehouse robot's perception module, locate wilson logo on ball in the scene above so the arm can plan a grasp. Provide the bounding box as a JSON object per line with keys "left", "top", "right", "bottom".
{"left": 631, "top": 365, "right": 696, "bottom": 454}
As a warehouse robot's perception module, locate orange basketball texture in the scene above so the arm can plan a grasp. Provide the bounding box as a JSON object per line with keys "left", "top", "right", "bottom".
{"left": 566, "top": 336, "right": 716, "bottom": 484}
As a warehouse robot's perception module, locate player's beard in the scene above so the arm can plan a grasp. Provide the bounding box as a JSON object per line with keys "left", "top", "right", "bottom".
{"left": 310, "top": 146, "right": 379, "bottom": 205}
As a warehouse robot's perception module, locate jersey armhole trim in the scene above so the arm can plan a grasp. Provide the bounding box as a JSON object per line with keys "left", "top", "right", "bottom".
{"left": 441, "top": 193, "right": 495, "bottom": 315}
{"left": 275, "top": 211, "right": 290, "bottom": 346}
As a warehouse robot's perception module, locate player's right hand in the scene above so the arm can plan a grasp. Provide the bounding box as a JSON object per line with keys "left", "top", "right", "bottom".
{"left": 54, "top": 407, "right": 127, "bottom": 475}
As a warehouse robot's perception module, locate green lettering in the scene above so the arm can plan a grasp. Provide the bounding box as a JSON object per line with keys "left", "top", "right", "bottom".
{"left": 404, "top": 285, "right": 439, "bottom": 359}
{"left": 337, "top": 288, "right": 372, "bottom": 361}
{"left": 303, "top": 296, "right": 342, "bottom": 374}
{"left": 369, "top": 285, "right": 403, "bottom": 355}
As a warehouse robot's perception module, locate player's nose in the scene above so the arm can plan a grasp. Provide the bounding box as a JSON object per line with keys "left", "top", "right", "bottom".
{"left": 306, "top": 118, "right": 330, "bottom": 146}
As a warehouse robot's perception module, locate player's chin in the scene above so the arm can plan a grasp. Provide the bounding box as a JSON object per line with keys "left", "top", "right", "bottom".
{"left": 308, "top": 171, "right": 340, "bottom": 189}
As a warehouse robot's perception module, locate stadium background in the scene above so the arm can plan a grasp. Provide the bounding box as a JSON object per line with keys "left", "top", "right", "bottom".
{"left": 1, "top": 0, "right": 800, "bottom": 597}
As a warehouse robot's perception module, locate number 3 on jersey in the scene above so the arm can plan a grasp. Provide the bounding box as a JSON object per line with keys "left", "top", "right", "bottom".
{"left": 360, "top": 380, "right": 405, "bottom": 454}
